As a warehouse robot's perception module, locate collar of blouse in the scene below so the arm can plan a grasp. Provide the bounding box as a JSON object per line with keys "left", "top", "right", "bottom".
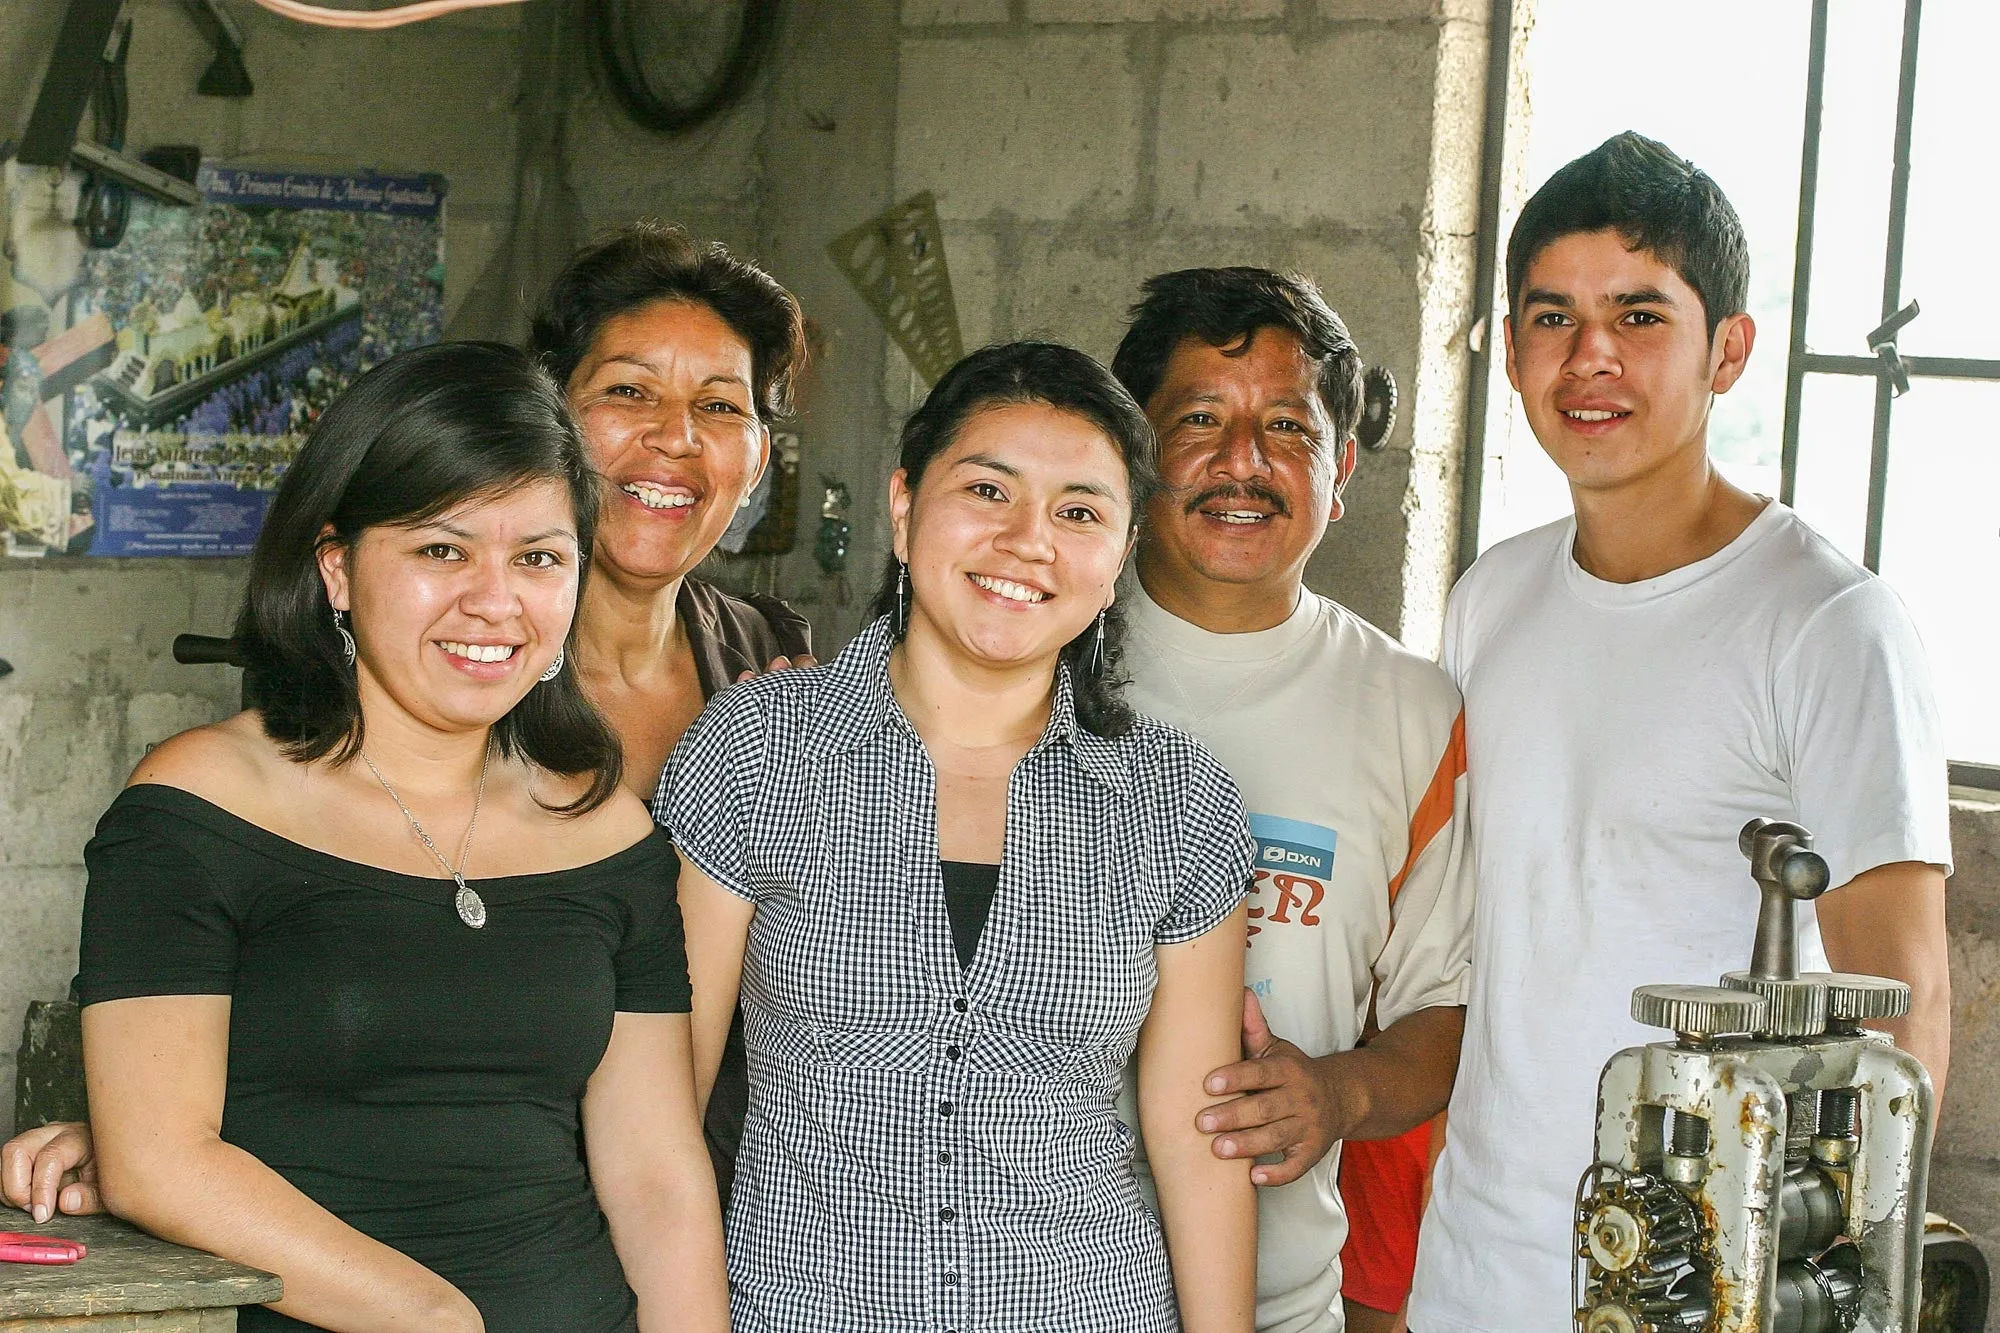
{"left": 801, "top": 616, "right": 1134, "bottom": 794}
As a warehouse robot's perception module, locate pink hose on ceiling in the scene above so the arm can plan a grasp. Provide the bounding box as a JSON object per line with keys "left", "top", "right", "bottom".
{"left": 242, "top": 0, "right": 531, "bottom": 30}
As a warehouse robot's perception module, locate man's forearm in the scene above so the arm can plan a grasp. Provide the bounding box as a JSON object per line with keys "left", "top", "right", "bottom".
{"left": 1814, "top": 860, "right": 1951, "bottom": 1108}
{"left": 1316, "top": 1004, "right": 1464, "bottom": 1143}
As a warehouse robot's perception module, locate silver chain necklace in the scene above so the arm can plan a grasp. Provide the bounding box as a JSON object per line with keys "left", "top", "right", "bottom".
{"left": 361, "top": 745, "right": 492, "bottom": 929}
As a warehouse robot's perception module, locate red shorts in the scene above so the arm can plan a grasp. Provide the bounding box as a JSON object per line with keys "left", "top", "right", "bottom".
{"left": 1338, "top": 1118, "right": 1437, "bottom": 1314}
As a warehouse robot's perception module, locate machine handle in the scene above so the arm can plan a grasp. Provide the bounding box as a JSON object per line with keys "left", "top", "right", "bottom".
{"left": 171, "top": 634, "right": 246, "bottom": 667}
{"left": 1741, "top": 819, "right": 1832, "bottom": 981}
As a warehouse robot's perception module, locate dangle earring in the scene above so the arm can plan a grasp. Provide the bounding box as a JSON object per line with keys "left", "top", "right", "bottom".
{"left": 894, "top": 561, "right": 909, "bottom": 636}
{"left": 538, "top": 647, "right": 566, "bottom": 683}
{"left": 1086, "top": 608, "right": 1108, "bottom": 677}
{"left": 332, "top": 608, "right": 356, "bottom": 667}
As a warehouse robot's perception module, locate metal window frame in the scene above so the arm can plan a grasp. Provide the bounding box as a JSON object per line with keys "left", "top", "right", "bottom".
{"left": 1452, "top": 0, "right": 1515, "bottom": 579}
{"left": 1780, "top": 0, "right": 2000, "bottom": 786}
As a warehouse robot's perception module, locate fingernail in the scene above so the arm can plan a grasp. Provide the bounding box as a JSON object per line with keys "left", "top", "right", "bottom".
{"left": 1216, "top": 1138, "right": 1233, "bottom": 1156}
{"left": 1206, "top": 1076, "right": 1224, "bottom": 1093}
{"left": 32, "top": 1204, "right": 48, "bottom": 1223}
{"left": 1252, "top": 1170, "right": 1267, "bottom": 1185}
{"left": 1198, "top": 1114, "right": 1215, "bottom": 1131}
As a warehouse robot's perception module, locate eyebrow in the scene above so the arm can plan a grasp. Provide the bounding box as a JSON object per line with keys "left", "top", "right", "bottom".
{"left": 1521, "top": 286, "right": 1678, "bottom": 308}
{"left": 596, "top": 355, "right": 750, "bottom": 391}
{"left": 414, "top": 521, "right": 576, "bottom": 546}
{"left": 954, "top": 451, "right": 1118, "bottom": 499}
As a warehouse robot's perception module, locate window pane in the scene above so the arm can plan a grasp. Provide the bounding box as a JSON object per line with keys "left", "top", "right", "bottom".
{"left": 1789, "top": 372, "right": 1876, "bottom": 565}
{"left": 1878, "top": 379, "right": 2000, "bottom": 764}
{"left": 1898, "top": 2, "right": 2000, "bottom": 359}
{"left": 1802, "top": 0, "right": 1906, "bottom": 357}
{"left": 1478, "top": 0, "right": 1806, "bottom": 554}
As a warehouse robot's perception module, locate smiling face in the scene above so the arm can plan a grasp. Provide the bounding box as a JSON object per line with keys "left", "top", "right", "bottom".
{"left": 565, "top": 298, "right": 770, "bottom": 588}
{"left": 1137, "top": 328, "right": 1354, "bottom": 604}
{"left": 1506, "top": 227, "right": 1753, "bottom": 495}
{"left": 891, "top": 401, "right": 1134, "bottom": 676}
{"left": 318, "top": 479, "right": 581, "bottom": 736}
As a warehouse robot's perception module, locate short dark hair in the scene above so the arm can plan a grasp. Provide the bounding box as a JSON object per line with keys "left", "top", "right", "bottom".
{"left": 530, "top": 221, "right": 807, "bottom": 420}
{"left": 1110, "top": 266, "right": 1364, "bottom": 442}
{"left": 235, "top": 341, "right": 623, "bottom": 813}
{"left": 1507, "top": 131, "right": 1749, "bottom": 340}
{"left": 870, "top": 342, "right": 1159, "bottom": 740}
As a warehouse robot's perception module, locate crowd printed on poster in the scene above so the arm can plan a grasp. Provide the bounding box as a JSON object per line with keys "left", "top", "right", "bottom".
{"left": 1, "top": 163, "right": 445, "bottom": 557}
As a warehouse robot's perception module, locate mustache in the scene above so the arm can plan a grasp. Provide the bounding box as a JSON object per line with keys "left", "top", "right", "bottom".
{"left": 1183, "top": 482, "right": 1291, "bottom": 518}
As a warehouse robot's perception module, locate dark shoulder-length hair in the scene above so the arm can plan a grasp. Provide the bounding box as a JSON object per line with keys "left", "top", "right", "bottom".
{"left": 234, "top": 341, "right": 623, "bottom": 814}
{"left": 870, "top": 341, "right": 1160, "bottom": 740}
{"left": 528, "top": 221, "right": 807, "bottom": 420}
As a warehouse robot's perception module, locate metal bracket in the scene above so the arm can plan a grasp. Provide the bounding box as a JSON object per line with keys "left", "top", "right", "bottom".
{"left": 1866, "top": 299, "right": 1921, "bottom": 398}
{"left": 181, "top": 0, "right": 253, "bottom": 99}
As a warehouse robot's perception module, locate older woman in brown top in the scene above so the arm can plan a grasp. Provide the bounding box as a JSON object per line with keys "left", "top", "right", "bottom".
{"left": 3, "top": 222, "right": 810, "bottom": 1219}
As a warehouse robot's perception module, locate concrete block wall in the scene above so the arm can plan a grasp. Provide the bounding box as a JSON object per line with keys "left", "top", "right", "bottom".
{"left": 895, "top": 0, "right": 1494, "bottom": 646}
{"left": 1934, "top": 799, "right": 2000, "bottom": 1224}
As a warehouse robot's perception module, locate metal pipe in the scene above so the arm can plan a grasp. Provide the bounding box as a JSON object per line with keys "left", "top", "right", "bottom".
{"left": 1861, "top": 0, "right": 1925, "bottom": 572}
{"left": 1453, "top": 0, "right": 1516, "bottom": 578}
{"left": 1779, "top": 0, "right": 1831, "bottom": 508}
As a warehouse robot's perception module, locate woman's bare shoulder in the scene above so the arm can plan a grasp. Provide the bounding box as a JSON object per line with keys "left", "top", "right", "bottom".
{"left": 127, "top": 713, "right": 292, "bottom": 807}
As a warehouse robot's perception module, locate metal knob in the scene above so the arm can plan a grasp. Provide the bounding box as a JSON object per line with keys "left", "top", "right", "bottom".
{"left": 1721, "top": 973, "right": 1831, "bottom": 1038}
{"left": 1632, "top": 984, "right": 1768, "bottom": 1040}
{"left": 1740, "top": 819, "right": 1831, "bottom": 981}
{"left": 1804, "top": 971, "right": 1911, "bottom": 1024}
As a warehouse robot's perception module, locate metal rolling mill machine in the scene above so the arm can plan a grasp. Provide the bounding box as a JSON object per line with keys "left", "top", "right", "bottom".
{"left": 1574, "top": 819, "right": 1988, "bottom": 1333}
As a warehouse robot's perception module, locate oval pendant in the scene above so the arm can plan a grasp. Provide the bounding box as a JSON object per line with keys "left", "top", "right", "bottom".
{"left": 455, "top": 885, "right": 488, "bottom": 929}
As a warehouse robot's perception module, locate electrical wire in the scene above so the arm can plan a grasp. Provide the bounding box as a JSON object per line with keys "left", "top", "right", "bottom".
{"left": 241, "top": 0, "right": 531, "bottom": 31}
{"left": 595, "top": 0, "right": 783, "bottom": 134}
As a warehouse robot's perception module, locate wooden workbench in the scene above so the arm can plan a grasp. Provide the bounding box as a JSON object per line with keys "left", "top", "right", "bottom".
{"left": 0, "top": 1205, "right": 279, "bottom": 1331}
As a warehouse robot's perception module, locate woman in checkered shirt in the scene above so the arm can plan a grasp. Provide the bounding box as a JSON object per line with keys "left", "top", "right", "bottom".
{"left": 660, "top": 342, "right": 1258, "bottom": 1332}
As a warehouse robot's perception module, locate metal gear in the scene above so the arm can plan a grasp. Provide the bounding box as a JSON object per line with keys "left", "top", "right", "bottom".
{"left": 1576, "top": 1169, "right": 1709, "bottom": 1331}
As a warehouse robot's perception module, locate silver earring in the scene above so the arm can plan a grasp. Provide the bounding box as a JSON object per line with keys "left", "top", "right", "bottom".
{"left": 894, "top": 561, "right": 909, "bottom": 636}
{"left": 539, "top": 647, "right": 565, "bottom": 683}
{"left": 1086, "top": 609, "right": 1107, "bottom": 677}
{"left": 332, "top": 608, "right": 356, "bottom": 667}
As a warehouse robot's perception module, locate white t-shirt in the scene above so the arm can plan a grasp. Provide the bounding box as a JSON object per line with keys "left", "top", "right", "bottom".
{"left": 1408, "top": 501, "right": 1952, "bottom": 1333}
{"left": 1119, "top": 580, "right": 1474, "bottom": 1333}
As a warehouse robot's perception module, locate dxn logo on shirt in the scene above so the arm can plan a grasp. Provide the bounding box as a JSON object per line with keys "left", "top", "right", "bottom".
{"left": 1246, "top": 813, "right": 1336, "bottom": 945}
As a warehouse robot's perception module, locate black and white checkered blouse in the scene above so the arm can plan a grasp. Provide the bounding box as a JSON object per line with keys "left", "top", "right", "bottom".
{"left": 657, "top": 616, "right": 1252, "bottom": 1333}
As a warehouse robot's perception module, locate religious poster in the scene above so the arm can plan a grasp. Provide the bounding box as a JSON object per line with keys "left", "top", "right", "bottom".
{"left": 1, "top": 163, "right": 445, "bottom": 557}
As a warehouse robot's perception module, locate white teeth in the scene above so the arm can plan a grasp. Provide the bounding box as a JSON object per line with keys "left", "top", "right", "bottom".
{"left": 623, "top": 482, "right": 696, "bottom": 510}
{"left": 1565, "top": 409, "right": 1623, "bottom": 422}
{"left": 441, "top": 642, "right": 518, "bottom": 663}
{"left": 1214, "top": 510, "right": 1267, "bottom": 525}
{"left": 969, "top": 573, "right": 1049, "bottom": 604}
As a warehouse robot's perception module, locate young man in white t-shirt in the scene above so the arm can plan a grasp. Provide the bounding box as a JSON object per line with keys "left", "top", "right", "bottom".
{"left": 1406, "top": 132, "right": 1953, "bottom": 1333}
{"left": 1108, "top": 266, "right": 1474, "bottom": 1333}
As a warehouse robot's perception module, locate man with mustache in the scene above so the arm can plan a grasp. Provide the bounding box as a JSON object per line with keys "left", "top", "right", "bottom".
{"left": 1110, "top": 267, "right": 1472, "bottom": 1333}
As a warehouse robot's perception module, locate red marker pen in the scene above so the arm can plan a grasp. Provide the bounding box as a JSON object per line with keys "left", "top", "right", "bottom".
{"left": 0, "top": 1232, "right": 86, "bottom": 1264}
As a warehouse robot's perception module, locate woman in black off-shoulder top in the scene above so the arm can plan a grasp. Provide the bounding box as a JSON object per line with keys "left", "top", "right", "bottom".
{"left": 70, "top": 343, "right": 727, "bottom": 1333}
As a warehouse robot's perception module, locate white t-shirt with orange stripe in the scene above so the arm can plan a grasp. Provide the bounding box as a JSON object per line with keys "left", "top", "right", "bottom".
{"left": 1118, "top": 580, "right": 1474, "bottom": 1333}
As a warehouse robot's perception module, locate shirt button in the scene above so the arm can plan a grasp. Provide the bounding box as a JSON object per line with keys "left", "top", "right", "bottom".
{"left": 938, "top": 1150, "right": 952, "bottom": 1165}
{"left": 946, "top": 1044, "right": 962, "bottom": 1060}
{"left": 944, "top": 1271, "right": 960, "bottom": 1286}
{"left": 952, "top": 998, "right": 968, "bottom": 1013}
{"left": 939, "top": 1100, "right": 955, "bottom": 1117}
{"left": 939, "top": 1206, "right": 956, "bottom": 1223}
